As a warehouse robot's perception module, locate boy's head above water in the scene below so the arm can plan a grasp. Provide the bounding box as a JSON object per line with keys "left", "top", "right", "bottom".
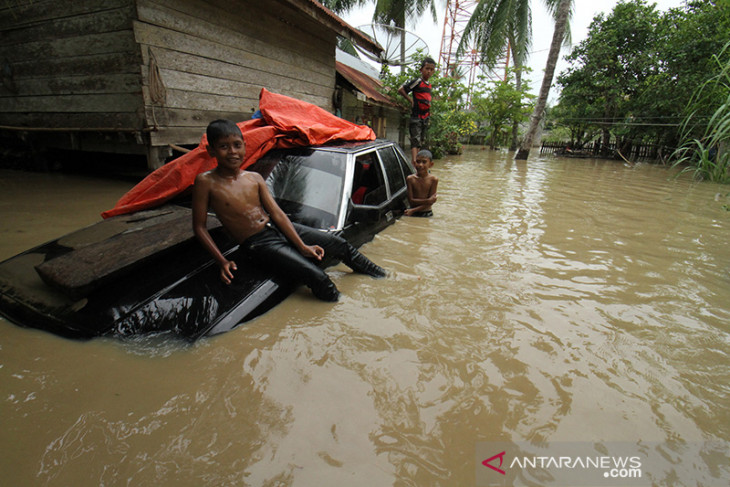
{"left": 206, "top": 119, "right": 243, "bottom": 146}
{"left": 414, "top": 150, "right": 434, "bottom": 174}
{"left": 416, "top": 149, "right": 433, "bottom": 162}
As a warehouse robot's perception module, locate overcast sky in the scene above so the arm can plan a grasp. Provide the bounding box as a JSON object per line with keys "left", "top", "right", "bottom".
{"left": 341, "top": 0, "right": 686, "bottom": 96}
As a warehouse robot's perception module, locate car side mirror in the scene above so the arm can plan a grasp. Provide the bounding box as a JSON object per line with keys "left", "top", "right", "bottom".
{"left": 349, "top": 204, "right": 380, "bottom": 223}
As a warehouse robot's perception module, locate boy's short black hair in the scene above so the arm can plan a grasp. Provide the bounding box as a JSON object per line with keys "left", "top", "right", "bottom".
{"left": 206, "top": 119, "right": 242, "bottom": 145}
{"left": 421, "top": 57, "right": 436, "bottom": 68}
{"left": 416, "top": 149, "right": 433, "bottom": 161}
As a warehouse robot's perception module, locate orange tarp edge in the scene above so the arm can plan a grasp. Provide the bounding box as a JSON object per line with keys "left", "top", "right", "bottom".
{"left": 101, "top": 88, "right": 376, "bottom": 218}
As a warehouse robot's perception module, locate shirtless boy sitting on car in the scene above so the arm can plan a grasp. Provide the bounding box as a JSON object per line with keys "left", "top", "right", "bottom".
{"left": 192, "top": 119, "right": 385, "bottom": 302}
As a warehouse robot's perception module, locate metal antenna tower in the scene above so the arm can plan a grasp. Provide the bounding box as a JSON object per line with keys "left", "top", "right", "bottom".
{"left": 438, "top": 0, "right": 510, "bottom": 101}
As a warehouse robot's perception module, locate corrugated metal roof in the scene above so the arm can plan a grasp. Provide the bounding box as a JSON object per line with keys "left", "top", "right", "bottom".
{"left": 335, "top": 61, "right": 398, "bottom": 107}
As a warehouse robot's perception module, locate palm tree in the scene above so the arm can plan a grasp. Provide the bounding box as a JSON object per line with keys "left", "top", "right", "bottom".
{"left": 515, "top": 0, "right": 571, "bottom": 160}
{"left": 459, "top": 0, "right": 572, "bottom": 156}
{"left": 322, "top": 0, "right": 437, "bottom": 28}
{"left": 459, "top": 0, "right": 532, "bottom": 150}
{"left": 321, "top": 0, "right": 368, "bottom": 12}
{"left": 372, "top": 0, "right": 438, "bottom": 29}
{"left": 460, "top": 0, "right": 532, "bottom": 73}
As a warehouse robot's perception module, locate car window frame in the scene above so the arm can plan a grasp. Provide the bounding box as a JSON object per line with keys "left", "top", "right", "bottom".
{"left": 377, "top": 144, "right": 410, "bottom": 197}
{"left": 349, "top": 149, "right": 390, "bottom": 206}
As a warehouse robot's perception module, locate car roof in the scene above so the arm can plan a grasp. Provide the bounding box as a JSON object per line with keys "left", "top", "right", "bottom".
{"left": 255, "top": 140, "right": 399, "bottom": 161}
{"left": 307, "top": 139, "right": 395, "bottom": 153}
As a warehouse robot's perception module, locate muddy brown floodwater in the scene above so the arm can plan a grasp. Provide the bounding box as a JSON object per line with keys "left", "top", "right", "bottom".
{"left": 1, "top": 147, "right": 729, "bottom": 486}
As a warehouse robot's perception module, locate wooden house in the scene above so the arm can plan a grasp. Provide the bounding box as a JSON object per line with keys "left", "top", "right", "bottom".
{"left": 0, "top": 0, "right": 381, "bottom": 168}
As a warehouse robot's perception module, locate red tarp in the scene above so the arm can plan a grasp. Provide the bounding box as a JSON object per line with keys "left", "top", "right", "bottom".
{"left": 102, "top": 88, "right": 376, "bottom": 218}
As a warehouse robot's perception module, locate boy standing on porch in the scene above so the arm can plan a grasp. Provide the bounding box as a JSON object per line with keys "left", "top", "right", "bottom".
{"left": 398, "top": 57, "right": 436, "bottom": 163}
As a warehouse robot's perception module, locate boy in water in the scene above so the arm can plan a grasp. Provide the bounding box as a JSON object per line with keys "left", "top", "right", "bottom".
{"left": 192, "top": 119, "right": 385, "bottom": 302}
{"left": 404, "top": 149, "right": 438, "bottom": 217}
{"left": 398, "top": 57, "right": 436, "bottom": 163}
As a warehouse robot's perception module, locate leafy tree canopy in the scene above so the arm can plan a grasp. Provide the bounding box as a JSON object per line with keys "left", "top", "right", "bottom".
{"left": 471, "top": 69, "right": 535, "bottom": 149}
{"left": 553, "top": 0, "right": 730, "bottom": 152}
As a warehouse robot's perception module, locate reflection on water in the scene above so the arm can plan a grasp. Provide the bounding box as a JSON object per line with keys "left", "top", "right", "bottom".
{"left": 1, "top": 151, "right": 729, "bottom": 486}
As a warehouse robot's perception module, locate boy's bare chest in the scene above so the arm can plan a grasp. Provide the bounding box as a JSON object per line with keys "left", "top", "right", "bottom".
{"left": 412, "top": 176, "right": 433, "bottom": 193}
{"left": 209, "top": 178, "right": 260, "bottom": 210}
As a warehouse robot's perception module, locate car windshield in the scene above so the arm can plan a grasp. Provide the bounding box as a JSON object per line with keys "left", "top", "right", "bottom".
{"left": 265, "top": 150, "right": 346, "bottom": 229}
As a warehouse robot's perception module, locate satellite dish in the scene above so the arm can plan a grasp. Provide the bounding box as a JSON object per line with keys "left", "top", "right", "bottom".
{"left": 355, "top": 24, "right": 429, "bottom": 67}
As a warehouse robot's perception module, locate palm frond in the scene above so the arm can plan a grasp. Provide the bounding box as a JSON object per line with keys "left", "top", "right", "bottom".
{"left": 460, "top": 0, "right": 530, "bottom": 69}
{"left": 372, "top": 0, "right": 437, "bottom": 28}
{"left": 320, "top": 0, "right": 368, "bottom": 14}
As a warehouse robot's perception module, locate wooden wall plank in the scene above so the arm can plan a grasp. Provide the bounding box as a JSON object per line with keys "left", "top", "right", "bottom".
{"left": 148, "top": 69, "right": 261, "bottom": 100}
{"left": 141, "top": 42, "right": 333, "bottom": 90}
{"left": 2, "top": 7, "right": 135, "bottom": 45}
{"left": 10, "top": 52, "right": 141, "bottom": 78}
{"left": 0, "top": 0, "right": 130, "bottom": 30}
{"left": 132, "top": 22, "right": 332, "bottom": 88}
{"left": 148, "top": 0, "right": 335, "bottom": 52}
{"left": 139, "top": 50, "right": 333, "bottom": 110}
{"left": 149, "top": 0, "right": 334, "bottom": 56}
{"left": 137, "top": 0, "right": 333, "bottom": 75}
{"left": 149, "top": 127, "right": 210, "bottom": 145}
{"left": 144, "top": 107, "right": 250, "bottom": 128}
{"left": 2, "top": 31, "right": 138, "bottom": 63}
{"left": 145, "top": 87, "right": 256, "bottom": 113}
{"left": 140, "top": 63, "right": 331, "bottom": 106}
{"left": 4, "top": 74, "right": 141, "bottom": 97}
{"left": 140, "top": 48, "right": 267, "bottom": 85}
{"left": 143, "top": 88, "right": 328, "bottom": 120}
{"left": 1, "top": 112, "right": 142, "bottom": 129}
{"left": 204, "top": 0, "right": 336, "bottom": 54}
{"left": 0, "top": 94, "right": 142, "bottom": 113}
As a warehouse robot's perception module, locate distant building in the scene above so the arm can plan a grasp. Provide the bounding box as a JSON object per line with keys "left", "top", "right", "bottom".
{"left": 0, "top": 0, "right": 381, "bottom": 169}
{"left": 334, "top": 50, "right": 403, "bottom": 144}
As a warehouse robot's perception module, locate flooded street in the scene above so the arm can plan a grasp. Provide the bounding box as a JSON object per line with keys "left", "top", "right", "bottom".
{"left": 1, "top": 148, "right": 729, "bottom": 486}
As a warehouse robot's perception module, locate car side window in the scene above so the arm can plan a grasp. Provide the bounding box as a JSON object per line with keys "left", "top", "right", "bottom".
{"left": 378, "top": 146, "right": 406, "bottom": 194}
{"left": 398, "top": 148, "right": 415, "bottom": 177}
{"left": 350, "top": 152, "right": 388, "bottom": 206}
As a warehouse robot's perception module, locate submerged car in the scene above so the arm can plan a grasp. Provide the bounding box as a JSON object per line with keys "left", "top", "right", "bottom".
{"left": 0, "top": 139, "right": 413, "bottom": 340}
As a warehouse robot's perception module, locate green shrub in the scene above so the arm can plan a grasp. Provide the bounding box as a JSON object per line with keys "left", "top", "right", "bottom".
{"left": 672, "top": 42, "right": 730, "bottom": 183}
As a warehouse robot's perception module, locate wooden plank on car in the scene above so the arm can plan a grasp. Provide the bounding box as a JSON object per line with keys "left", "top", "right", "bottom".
{"left": 34, "top": 206, "right": 221, "bottom": 298}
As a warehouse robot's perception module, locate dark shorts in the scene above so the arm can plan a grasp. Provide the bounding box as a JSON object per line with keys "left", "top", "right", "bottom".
{"left": 409, "top": 210, "right": 433, "bottom": 217}
{"left": 409, "top": 117, "right": 430, "bottom": 148}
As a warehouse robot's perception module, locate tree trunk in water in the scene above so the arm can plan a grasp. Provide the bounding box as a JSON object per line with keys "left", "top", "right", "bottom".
{"left": 515, "top": 0, "right": 571, "bottom": 160}
{"left": 601, "top": 127, "right": 611, "bottom": 157}
{"left": 510, "top": 58, "right": 523, "bottom": 151}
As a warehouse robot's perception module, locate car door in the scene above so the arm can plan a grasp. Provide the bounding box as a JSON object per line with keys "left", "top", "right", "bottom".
{"left": 344, "top": 144, "right": 411, "bottom": 246}
{"left": 378, "top": 143, "right": 412, "bottom": 210}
